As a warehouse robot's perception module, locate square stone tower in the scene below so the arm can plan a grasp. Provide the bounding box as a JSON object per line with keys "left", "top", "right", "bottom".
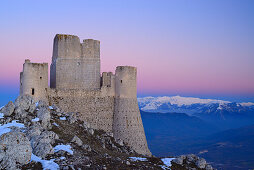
{"left": 50, "top": 34, "right": 100, "bottom": 90}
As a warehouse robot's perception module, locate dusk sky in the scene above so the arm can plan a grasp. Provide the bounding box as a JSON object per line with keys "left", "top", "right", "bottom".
{"left": 0, "top": 0, "right": 254, "bottom": 105}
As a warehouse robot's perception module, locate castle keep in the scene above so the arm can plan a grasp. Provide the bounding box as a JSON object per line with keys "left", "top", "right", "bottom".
{"left": 20, "top": 34, "right": 151, "bottom": 156}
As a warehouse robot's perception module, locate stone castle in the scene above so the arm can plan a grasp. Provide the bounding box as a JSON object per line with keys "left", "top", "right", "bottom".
{"left": 19, "top": 34, "right": 151, "bottom": 156}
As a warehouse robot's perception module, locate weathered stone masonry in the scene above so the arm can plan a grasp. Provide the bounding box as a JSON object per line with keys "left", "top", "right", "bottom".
{"left": 20, "top": 34, "right": 151, "bottom": 156}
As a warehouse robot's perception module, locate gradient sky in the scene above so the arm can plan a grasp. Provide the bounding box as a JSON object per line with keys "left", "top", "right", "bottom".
{"left": 0, "top": 0, "right": 254, "bottom": 105}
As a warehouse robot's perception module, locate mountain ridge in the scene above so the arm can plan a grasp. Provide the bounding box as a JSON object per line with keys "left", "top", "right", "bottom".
{"left": 138, "top": 96, "right": 254, "bottom": 115}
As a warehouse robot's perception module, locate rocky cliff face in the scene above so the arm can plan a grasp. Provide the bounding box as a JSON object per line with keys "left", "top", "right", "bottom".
{"left": 0, "top": 95, "right": 215, "bottom": 170}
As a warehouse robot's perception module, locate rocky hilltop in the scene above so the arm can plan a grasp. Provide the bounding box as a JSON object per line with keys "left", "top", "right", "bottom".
{"left": 0, "top": 95, "right": 215, "bottom": 170}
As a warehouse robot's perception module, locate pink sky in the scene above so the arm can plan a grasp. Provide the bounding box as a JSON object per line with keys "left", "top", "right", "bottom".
{"left": 0, "top": 0, "right": 254, "bottom": 101}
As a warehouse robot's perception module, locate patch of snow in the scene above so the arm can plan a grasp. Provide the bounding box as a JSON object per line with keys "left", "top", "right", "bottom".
{"left": 0, "top": 113, "right": 4, "bottom": 119}
{"left": 0, "top": 120, "right": 25, "bottom": 136}
{"left": 53, "top": 122, "right": 59, "bottom": 127}
{"left": 0, "top": 106, "right": 4, "bottom": 110}
{"left": 32, "top": 117, "right": 39, "bottom": 122}
{"left": 161, "top": 158, "right": 175, "bottom": 167}
{"left": 35, "top": 102, "right": 39, "bottom": 107}
{"left": 49, "top": 106, "right": 53, "bottom": 110}
{"left": 129, "top": 157, "right": 147, "bottom": 161}
{"left": 59, "top": 117, "right": 66, "bottom": 121}
{"left": 240, "top": 102, "right": 254, "bottom": 107}
{"left": 199, "top": 150, "right": 208, "bottom": 154}
{"left": 31, "top": 154, "right": 59, "bottom": 170}
{"left": 60, "top": 156, "right": 65, "bottom": 160}
{"left": 160, "top": 165, "right": 170, "bottom": 170}
{"left": 217, "top": 104, "right": 223, "bottom": 110}
{"left": 54, "top": 144, "right": 73, "bottom": 155}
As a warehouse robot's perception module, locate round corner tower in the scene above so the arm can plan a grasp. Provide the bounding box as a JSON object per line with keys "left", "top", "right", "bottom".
{"left": 113, "top": 66, "right": 151, "bottom": 156}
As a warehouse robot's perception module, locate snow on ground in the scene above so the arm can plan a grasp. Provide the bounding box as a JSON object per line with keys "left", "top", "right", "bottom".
{"left": 49, "top": 106, "right": 53, "bottom": 110}
{"left": 53, "top": 122, "right": 59, "bottom": 127}
{"left": 54, "top": 144, "right": 73, "bottom": 155}
{"left": 161, "top": 158, "right": 175, "bottom": 167}
{"left": 32, "top": 117, "right": 39, "bottom": 122}
{"left": 0, "top": 106, "right": 4, "bottom": 110}
{"left": 31, "top": 154, "right": 59, "bottom": 170}
{"left": 0, "top": 120, "right": 25, "bottom": 136}
{"left": 129, "top": 157, "right": 147, "bottom": 161}
{"left": 0, "top": 113, "right": 4, "bottom": 119}
{"left": 240, "top": 102, "right": 254, "bottom": 106}
{"left": 35, "top": 102, "right": 39, "bottom": 107}
{"left": 59, "top": 117, "right": 66, "bottom": 120}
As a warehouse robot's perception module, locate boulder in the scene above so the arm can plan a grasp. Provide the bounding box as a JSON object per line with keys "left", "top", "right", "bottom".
{"left": 205, "top": 164, "right": 213, "bottom": 170}
{"left": 40, "top": 130, "right": 59, "bottom": 143}
{"left": 71, "top": 135, "right": 83, "bottom": 146}
{"left": 196, "top": 158, "right": 206, "bottom": 169}
{"left": 14, "top": 107, "right": 28, "bottom": 119}
{"left": 172, "top": 157, "right": 184, "bottom": 165}
{"left": 0, "top": 101, "right": 15, "bottom": 116}
{"left": 36, "top": 100, "right": 48, "bottom": 109}
{"left": 67, "top": 112, "right": 77, "bottom": 124}
{"left": 26, "top": 124, "right": 42, "bottom": 140}
{"left": 14, "top": 95, "right": 35, "bottom": 112}
{"left": 0, "top": 132, "right": 32, "bottom": 169}
{"left": 83, "top": 121, "right": 91, "bottom": 130}
{"left": 88, "top": 128, "right": 94, "bottom": 135}
{"left": 52, "top": 104, "right": 61, "bottom": 112}
{"left": 115, "top": 138, "right": 124, "bottom": 146}
{"left": 30, "top": 130, "right": 58, "bottom": 149}
{"left": 33, "top": 142, "right": 54, "bottom": 158}
{"left": 82, "top": 144, "right": 92, "bottom": 152}
{"left": 37, "top": 107, "right": 51, "bottom": 129}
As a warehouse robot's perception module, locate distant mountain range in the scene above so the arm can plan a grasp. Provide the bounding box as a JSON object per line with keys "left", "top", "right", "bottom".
{"left": 138, "top": 96, "right": 254, "bottom": 130}
{"left": 138, "top": 96, "right": 254, "bottom": 114}
{"left": 139, "top": 96, "right": 254, "bottom": 169}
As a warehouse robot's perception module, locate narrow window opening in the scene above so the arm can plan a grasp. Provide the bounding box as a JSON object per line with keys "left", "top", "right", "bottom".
{"left": 45, "top": 88, "right": 47, "bottom": 92}
{"left": 120, "top": 80, "right": 123, "bottom": 83}
{"left": 40, "top": 77, "right": 42, "bottom": 80}
{"left": 31, "top": 88, "right": 35, "bottom": 95}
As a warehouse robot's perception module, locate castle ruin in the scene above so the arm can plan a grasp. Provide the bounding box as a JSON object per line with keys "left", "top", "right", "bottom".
{"left": 19, "top": 34, "right": 151, "bottom": 156}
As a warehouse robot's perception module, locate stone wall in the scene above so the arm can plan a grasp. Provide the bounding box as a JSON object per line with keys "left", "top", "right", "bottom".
{"left": 48, "top": 89, "right": 115, "bottom": 133}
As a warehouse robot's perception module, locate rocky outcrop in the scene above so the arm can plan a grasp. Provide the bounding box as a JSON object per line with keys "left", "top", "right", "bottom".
{"left": 0, "top": 132, "right": 32, "bottom": 169}
{"left": 0, "top": 101, "right": 15, "bottom": 116}
{"left": 171, "top": 154, "right": 214, "bottom": 170}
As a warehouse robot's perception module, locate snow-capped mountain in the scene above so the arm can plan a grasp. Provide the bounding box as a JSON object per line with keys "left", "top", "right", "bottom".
{"left": 138, "top": 96, "right": 254, "bottom": 115}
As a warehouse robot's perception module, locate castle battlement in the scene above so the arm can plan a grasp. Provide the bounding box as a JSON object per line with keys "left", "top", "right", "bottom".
{"left": 20, "top": 34, "right": 151, "bottom": 156}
